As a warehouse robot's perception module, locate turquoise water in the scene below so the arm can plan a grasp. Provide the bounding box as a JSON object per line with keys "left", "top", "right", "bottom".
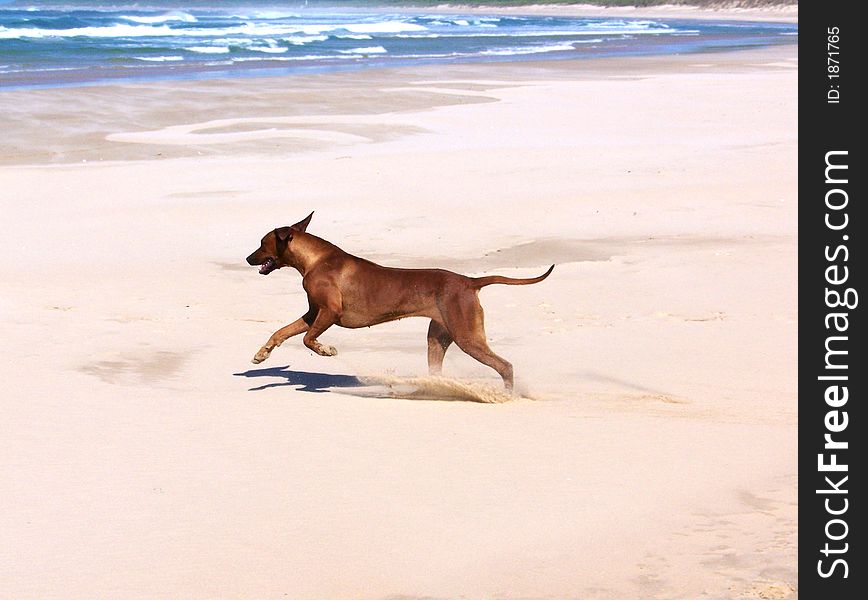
{"left": 0, "top": 2, "right": 798, "bottom": 89}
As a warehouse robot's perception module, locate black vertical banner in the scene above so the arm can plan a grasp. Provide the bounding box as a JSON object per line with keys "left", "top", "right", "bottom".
{"left": 799, "top": 2, "right": 863, "bottom": 597}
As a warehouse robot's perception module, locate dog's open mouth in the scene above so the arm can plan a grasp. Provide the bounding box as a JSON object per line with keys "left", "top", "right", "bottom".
{"left": 259, "top": 257, "right": 277, "bottom": 275}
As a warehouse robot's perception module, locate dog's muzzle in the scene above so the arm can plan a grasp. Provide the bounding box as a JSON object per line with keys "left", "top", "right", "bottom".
{"left": 258, "top": 257, "right": 277, "bottom": 275}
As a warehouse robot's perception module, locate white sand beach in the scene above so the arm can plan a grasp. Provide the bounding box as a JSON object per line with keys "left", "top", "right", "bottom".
{"left": 1, "top": 17, "right": 797, "bottom": 600}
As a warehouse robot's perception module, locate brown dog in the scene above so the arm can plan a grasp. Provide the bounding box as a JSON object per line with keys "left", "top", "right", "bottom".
{"left": 245, "top": 212, "right": 553, "bottom": 390}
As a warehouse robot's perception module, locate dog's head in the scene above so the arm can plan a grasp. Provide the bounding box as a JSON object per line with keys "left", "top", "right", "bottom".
{"left": 246, "top": 211, "right": 314, "bottom": 275}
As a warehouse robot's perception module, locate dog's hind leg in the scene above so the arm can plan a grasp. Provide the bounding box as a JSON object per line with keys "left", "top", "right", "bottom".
{"left": 252, "top": 310, "right": 315, "bottom": 364}
{"left": 427, "top": 319, "right": 454, "bottom": 376}
{"left": 444, "top": 295, "right": 514, "bottom": 390}
{"left": 456, "top": 339, "right": 514, "bottom": 391}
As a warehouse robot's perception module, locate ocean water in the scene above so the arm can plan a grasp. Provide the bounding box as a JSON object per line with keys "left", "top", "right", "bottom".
{"left": 0, "top": 2, "right": 798, "bottom": 89}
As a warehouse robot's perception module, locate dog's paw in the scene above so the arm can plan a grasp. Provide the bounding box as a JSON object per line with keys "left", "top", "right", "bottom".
{"left": 251, "top": 347, "right": 271, "bottom": 364}
{"left": 317, "top": 345, "right": 338, "bottom": 357}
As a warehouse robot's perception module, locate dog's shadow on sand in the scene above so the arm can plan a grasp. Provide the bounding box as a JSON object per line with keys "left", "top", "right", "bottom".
{"left": 233, "top": 365, "right": 515, "bottom": 404}
{"left": 233, "top": 365, "right": 364, "bottom": 393}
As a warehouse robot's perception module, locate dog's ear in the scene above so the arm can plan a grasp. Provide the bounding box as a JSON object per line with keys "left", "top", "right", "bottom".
{"left": 275, "top": 226, "right": 293, "bottom": 242}
{"left": 291, "top": 211, "right": 314, "bottom": 232}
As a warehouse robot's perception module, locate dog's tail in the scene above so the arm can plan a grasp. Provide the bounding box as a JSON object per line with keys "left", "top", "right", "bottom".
{"left": 471, "top": 265, "right": 554, "bottom": 289}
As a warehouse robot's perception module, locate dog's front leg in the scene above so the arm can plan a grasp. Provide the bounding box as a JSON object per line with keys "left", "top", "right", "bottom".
{"left": 252, "top": 311, "right": 314, "bottom": 364}
{"left": 302, "top": 308, "right": 340, "bottom": 357}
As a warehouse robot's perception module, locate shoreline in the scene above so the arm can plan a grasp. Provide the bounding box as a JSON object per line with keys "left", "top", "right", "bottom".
{"left": 1, "top": 44, "right": 796, "bottom": 167}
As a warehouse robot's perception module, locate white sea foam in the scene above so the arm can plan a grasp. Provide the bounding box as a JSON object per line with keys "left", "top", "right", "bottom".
{"left": 0, "top": 24, "right": 175, "bottom": 38}
{"left": 598, "top": 19, "right": 666, "bottom": 29}
{"left": 209, "top": 37, "right": 251, "bottom": 47}
{"left": 395, "top": 27, "right": 671, "bottom": 40}
{"left": 337, "top": 21, "right": 426, "bottom": 34}
{"left": 481, "top": 42, "right": 578, "bottom": 57}
{"left": 248, "top": 46, "right": 288, "bottom": 54}
{"left": 336, "top": 34, "right": 373, "bottom": 40}
{"left": 133, "top": 55, "right": 184, "bottom": 62}
{"left": 339, "top": 46, "right": 388, "bottom": 55}
{"left": 226, "top": 21, "right": 426, "bottom": 37}
{"left": 284, "top": 35, "right": 329, "bottom": 45}
{"left": 420, "top": 14, "right": 501, "bottom": 24}
{"left": 185, "top": 46, "right": 230, "bottom": 54}
{"left": 120, "top": 12, "right": 197, "bottom": 25}
{"left": 3, "top": 18, "right": 672, "bottom": 43}
{"left": 0, "top": 20, "right": 426, "bottom": 40}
